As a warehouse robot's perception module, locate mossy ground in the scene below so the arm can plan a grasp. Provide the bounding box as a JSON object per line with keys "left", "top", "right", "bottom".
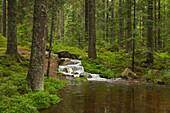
{"left": 0, "top": 53, "right": 66, "bottom": 113}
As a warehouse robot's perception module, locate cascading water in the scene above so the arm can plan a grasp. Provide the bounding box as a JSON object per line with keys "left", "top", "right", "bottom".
{"left": 58, "top": 59, "right": 122, "bottom": 81}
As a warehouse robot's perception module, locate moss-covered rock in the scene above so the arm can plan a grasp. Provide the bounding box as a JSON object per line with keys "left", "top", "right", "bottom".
{"left": 122, "top": 68, "right": 137, "bottom": 80}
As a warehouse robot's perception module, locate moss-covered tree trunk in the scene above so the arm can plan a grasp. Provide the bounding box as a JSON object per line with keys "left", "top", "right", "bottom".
{"left": 88, "top": 0, "right": 97, "bottom": 59}
{"left": 6, "top": 0, "right": 21, "bottom": 62}
{"left": 27, "top": 0, "right": 48, "bottom": 91}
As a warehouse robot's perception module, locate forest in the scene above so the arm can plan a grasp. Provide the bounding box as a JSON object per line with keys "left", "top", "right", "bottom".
{"left": 0, "top": 0, "right": 170, "bottom": 113}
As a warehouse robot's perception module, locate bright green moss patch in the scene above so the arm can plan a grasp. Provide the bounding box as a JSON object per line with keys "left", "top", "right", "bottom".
{"left": 0, "top": 54, "right": 66, "bottom": 113}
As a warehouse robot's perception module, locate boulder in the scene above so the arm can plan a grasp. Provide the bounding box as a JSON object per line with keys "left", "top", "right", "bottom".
{"left": 122, "top": 68, "right": 137, "bottom": 80}
{"left": 59, "top": 58, "right": 74, "bottom": 66}
{"left": 63, "top": 68, "right": 68, "bottom": 73}
{"left": 61, "top": 60, "right": 74, "bottom": 65}
{"left": 57, "top": 50, "right": 72, "bottom": 58}
{"left": 51, "top": 54, "right": 59, "bottom": 59}
{"left": 46, "top": 51, "right": 59, "bottom": 59}
{"left": 80, "top": 72, "right": 92, "bottom": 78}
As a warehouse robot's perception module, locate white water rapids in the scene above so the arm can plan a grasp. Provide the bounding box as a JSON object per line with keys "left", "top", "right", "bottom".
{"left": 58, "top": 59, "right": 122, "bottom": 82}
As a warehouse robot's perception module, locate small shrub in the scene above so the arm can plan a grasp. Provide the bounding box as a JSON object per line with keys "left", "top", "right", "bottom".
{"left": 25, "top": 91, "right": 60, "bottom": 109}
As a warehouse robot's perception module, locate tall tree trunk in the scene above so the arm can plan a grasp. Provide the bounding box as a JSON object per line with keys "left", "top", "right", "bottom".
{"left": 27, "top": 0, "right": 48, "bottom": 91}
{"left": 17, "top": 0, "right": 25, "bottom": 24}
{"left": 132, "top": 0, "right": 136, "bottom": 72}
{"left": 3, "top": 0, "right": 6, "bottom": 37}
{"left": 142, "top": 16, "right": 145, "bottom": 43}
{"left": 6, "top": 0, "right": 21, "bottom": 62}
{"left": 85, "top": 0, "right": 89, "bottom": 43}
{"left": 47, "top": 0, "right": 55, "bottom": 79}
{"left": 106, "top": 0, "right": 109, "bottom": 43}
{"left": 62, "top": 8, "right": 64, "bottom": 38}
{"left": 158, "top": 0, "right": 161, "bottom": 50}
{"left": 126, "top": 0, "right": 132, "bottom": 52}
{"left": 102, "top": 0, "right": 105, "bottom": 40}
{"left": 147, "top": 0, "right": 154, "bottom": 64}
{"left": 0, "top": 11, "right": 1, "bottom": 33}
{"left": 153, "top": 0, "right": 157, "bottom": 51}
{"left": 0, "top": 0, "right": 2, "bottom": 33}
{"left": 58, "top": 0, "right": 62, "bottom": 43}
{"left": 88, "top": 0, "right": 96, "bottom": 59}
{"left": 119, "top": 0, "right": 123, "bottom": 48}
{"left": 110, "top": 0, "right": 114, "bottom": 43}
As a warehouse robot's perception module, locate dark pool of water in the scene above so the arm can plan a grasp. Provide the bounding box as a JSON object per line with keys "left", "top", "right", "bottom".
{"left": 40, "top": 81, "right": 170, "bottom": 113}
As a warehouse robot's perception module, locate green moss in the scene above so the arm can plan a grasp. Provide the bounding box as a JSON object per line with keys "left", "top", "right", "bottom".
{"left": 0, "top": 54, "right": 66, "bottom": 113}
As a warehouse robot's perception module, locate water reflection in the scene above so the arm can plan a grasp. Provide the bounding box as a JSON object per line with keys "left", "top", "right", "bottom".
{"left": 40, "top": 81, "right": 170, "bottom": 113}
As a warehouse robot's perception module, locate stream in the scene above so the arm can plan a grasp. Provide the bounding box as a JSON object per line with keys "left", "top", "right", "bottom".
{"left": 41, "top": 59, "right": 170, "bottom": 113}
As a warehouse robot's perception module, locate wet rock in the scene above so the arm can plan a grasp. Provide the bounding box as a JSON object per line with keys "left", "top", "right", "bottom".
{"left": 61, "top": 60, "right": 74, "bottom": 65}
{"left": 122, "top": 68, "right": 137, "bottom": 80}
{"left": 80, "top": 72, "right": 92, "bottom": 78}
{"left": 59, "top": 58, "right": 74, "bottom": 65}
{"left": 67, "top": 68, "right": 73, "bottom": 73}
{"left": 63, "top": 68, "right": 68, "bottom": 73}
{"left": 157, "top": 80, "right": 164, "bottom": 85}
{"left": 71, "top": 72, "right": 79, "bottom": 74}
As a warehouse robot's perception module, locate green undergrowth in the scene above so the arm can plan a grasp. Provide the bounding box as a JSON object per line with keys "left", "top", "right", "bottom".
{"left": 0, "top": 54, "right": 66, "bottom": 113}
{"left": 53, "top": 44, "right": 170, "bottom": 84}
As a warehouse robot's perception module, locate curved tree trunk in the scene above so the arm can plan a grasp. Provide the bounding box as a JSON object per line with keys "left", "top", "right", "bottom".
{"left": 27, "top": 0, "right": 48, "bottom": 91}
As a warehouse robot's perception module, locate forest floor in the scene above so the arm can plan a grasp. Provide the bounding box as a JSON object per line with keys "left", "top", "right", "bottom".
{"left": 0, "top": 47, "right": 65, "bottom": 80}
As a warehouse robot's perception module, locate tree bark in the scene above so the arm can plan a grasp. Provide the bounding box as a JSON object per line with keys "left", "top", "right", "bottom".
{"left": 27, "top": 0, "right": 48, "bottom": 91}
{"left": 6, "top": 0, "right": 21, "bottom": 62}
{"left": 47, "top": 0, "right": 55, "bottom": 79}
{"left": 58, "top": 0, "right": 62, "bottom": 43}
{"left": 88, "top": 0, "right": 97, "bottom": 59}
{"left": 153, "top": 0, "right": 157, "bottom": 51}
{"left": 119, "top": 0, "right": 123, "bottom": 48}
{"left": 62, "top": 8, "right": 64, "bottom": 38}
{"left": 102, "top": 0, "right": 105, "bottom": 40}
{"left": 106, "top": 0, "right": 109, "bottom": 43}
{"left": 126, "top": 0, "right": 132, "bottom": 52}
{"left": 85, "top": 0, "right": 89, "bottom": 43}
{"left": 132, "top": 0, "right": 136, "bottom": 72}
{"left": 3, "top": 0, "right": 6, "bottom": 37}
{"left": 147, "top": 0, "right": 154, "bottom": 64}
{"left": 110, "top": 0, "right": 114, "bottom": 43}
{"left": 158, "top": 0, "right": 161, "bottom": 50}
